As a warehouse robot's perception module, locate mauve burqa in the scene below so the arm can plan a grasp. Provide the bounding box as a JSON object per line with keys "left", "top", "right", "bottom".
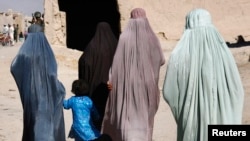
{"left": 102, "top": 8, "right": 165, "bottom": 141}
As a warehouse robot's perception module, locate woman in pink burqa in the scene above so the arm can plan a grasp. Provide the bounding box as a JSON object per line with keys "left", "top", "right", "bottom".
{"left": 102, "top": 8, "right": 165, "bottom": 141}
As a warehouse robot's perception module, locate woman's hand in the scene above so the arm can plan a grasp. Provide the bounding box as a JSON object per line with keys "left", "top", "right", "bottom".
{"left": 107, "top": 81, "right": 112, "bottom": 91}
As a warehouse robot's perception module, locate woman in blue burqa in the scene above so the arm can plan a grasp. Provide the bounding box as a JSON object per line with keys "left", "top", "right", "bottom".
{"left": 163, "top": 8, "right": 244, "bottom": 141}
{"left": 10, "top": 20, "right": 66, "bottom": 141}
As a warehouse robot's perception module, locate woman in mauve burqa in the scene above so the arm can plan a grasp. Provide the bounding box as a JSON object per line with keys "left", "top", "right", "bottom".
{"left": 10, "top": 23, "right": 66, "bottom": 141}
{"left": 78, "top": 22, "right": 118, "bottom": 130}
{"left": 102, "top": 8, "right": 165, "bottom": 141}
{"left": 163, "top": 8, "right": 244, "bottom": 141}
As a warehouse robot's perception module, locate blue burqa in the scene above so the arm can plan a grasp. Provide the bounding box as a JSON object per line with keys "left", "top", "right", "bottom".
{"left": 163, "top": 9, "right": 244, "bottom": 141}
{"left": 10, "top": 24, "right": 66, "bottom": 141}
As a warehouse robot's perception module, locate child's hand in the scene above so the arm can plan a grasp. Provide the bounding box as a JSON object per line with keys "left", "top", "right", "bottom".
{"left": 107, "top": 81, "right": 112, "bottom": 91}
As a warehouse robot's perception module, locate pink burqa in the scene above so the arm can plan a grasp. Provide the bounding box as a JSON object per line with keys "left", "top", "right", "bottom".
{"left": 102, "top": 8, "right": 165, "bottom": 141}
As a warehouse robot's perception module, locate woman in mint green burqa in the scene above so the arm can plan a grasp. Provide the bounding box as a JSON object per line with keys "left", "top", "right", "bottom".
{"left": 163, "top": 8, "right": 244, "bottom": 141}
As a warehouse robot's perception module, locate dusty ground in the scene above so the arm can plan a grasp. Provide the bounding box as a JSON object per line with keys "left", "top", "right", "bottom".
{"left": 0, "top": 40, "right": 249, "bottom": 141}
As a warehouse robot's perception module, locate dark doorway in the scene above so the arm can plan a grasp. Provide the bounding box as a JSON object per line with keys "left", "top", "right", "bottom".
{"left": 58, "top": 0, "right": 121, "bottom": 51}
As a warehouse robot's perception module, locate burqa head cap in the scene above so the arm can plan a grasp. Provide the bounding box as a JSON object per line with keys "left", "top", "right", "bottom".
{"left": 185, "top": 8, "right": 212, "bottom": 29}
{"left": 130, "top": 8, "right": 147, "bottom": 19}
{"left": 34, "top": 11, "right": 41, "bottom": 18}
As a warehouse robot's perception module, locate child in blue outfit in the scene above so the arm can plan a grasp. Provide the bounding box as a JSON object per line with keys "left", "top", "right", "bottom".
{"left": 63, "top": 79, "right": 112, "bottom": 141}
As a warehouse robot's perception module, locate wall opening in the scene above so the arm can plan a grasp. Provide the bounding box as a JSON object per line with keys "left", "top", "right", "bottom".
{"left": 58, "top": 0, "right": 121, "bottom": 51}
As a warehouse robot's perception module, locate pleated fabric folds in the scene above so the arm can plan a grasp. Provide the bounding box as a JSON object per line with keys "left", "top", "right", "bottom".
{"left": 163, "top": 8, "right": 244, "bottom": 141}
{"left": 102, "top": 8, "right": 165, "bottom": 141}
{"left": 10, "top": 24, "right": 66, "bottom": 141}
{"left": 78, "top": 22, "right": 118, "bottom": 131}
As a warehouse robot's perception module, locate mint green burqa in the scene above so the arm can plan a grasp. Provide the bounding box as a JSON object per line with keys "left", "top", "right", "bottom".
{"left": 163, "top": 8, "right": 244, "bottom": 141}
